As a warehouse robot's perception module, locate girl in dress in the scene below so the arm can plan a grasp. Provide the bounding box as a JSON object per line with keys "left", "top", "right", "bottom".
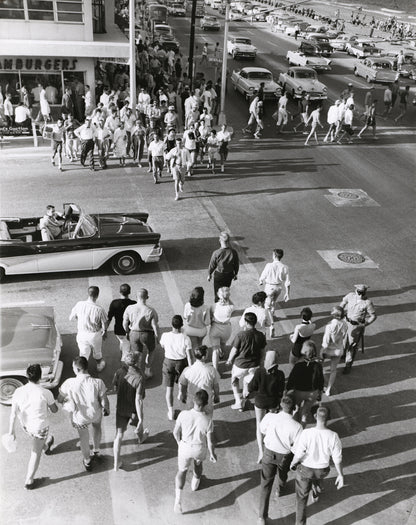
{"left": 320, "top": 306, "right": 348, "bottom": 396}
{"left": 113, "top": 122, "right": 127, "bottom": 166}
{"left": 206, "top": 128, "right": 219, "bottom": 174}
{"left": 39, "top": 85, "right": 51, "bottom": 122}
{"left": 209, "top": 286, "right": 234, "bottom": 374}
{"left": 183, "top": 287, "right": 210, "bottom": 351}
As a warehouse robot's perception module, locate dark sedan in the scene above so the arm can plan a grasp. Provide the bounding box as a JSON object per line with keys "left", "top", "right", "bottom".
{"left": 0, "top": 203, "right": 162, "bottom": 281}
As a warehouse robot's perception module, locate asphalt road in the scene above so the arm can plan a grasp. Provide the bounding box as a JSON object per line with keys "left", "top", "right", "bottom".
{"left": 0, "top": 9, "right": 415, "bottom": 525}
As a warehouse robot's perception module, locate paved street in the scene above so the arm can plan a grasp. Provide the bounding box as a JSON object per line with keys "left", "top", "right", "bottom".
{"left": 1, "top": 4, "right": 416, "bottom": 525}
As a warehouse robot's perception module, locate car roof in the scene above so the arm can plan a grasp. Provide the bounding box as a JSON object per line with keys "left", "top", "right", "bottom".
{"left": 288, "top": 66, "right": 316, "bottom": 72}
{"left": 241, "top": 67, "right": 272, "bottom": 73}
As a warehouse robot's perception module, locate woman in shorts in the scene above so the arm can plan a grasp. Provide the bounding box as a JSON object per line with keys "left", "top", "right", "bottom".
{"left": 183, "top": 287, "right": 210, "bottom": 350}
{"left": 160, "top": 315, "right": 193, "bottom": 421}
{"left": 209, "top": 286, "right": 234, "bottom": 374}
{"left": 320, "top": 306, "right": 347, "bottom": 396}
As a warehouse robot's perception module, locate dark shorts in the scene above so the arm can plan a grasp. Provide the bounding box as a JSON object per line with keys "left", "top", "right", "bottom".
{"left": 130, "top": 331, "right": 156, "bottom": 354}
{"left": 116, "top": 413, "right": 133, "bottom": 431}
{"left": 163, "top": 357, "right": 187, "bottom": 387}
{"left": 342, "top": 124, "right": 354, "bottom": 135}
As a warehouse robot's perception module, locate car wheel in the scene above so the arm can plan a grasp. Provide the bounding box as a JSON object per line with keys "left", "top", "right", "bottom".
{"left": 0, "top": 377, "right": 26, "bottom": 405}
{"left": 111, "top": 252, "right": 141, "bottom": 275}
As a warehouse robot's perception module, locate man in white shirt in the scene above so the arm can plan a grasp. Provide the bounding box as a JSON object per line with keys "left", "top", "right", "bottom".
{"left": 75, "top": 117, "right": 96, "bottom": 169}
{"left": 8, "top": 364, "right": 58, "bottom": 489}
{"left": 58, "top": 357, "right": 109, "bottom": 471}
{"left": 243, "top": 94, "right": 259, "bottom": 135}
{"left": 147, "top": 133, "right": 165, "bottom": 183}
{"left": 337, "top": 104, "right": 354, "bottom": 144}
{"left": 39, "top": 204, "right": 65, "bottom": 240}
{"left": 290, "top": 406, "right": 344, "bottom": 525}
{"left": 323, "top": 100, "right": 340, "bottom": 143}
{"left": 14, "top": 102, "right": 32, "bottom": 130}
{"left": 276, "top": 93, "right": 289, "bottom": 132}
{"left": 160, "top": 315, "right": 193, "bottom": 420}
{"left": 165, "top": 137, "right": 188, "bottom": 200}
{"left": 217, "top": 123, "right": 232, "bottom": 173}
{"left": 69, "top": 286, "right": 108, "bottom": 371}
{"left": 4, "top": 93, "right": 13, "bottom": 125}
{"left": 258, "top": 396, "right": 303, "bottom": 524}
{"left": 259, "top": 249, "right": 291, "bottom": 320}
{"left": 178, "top": 345, "right": 220, "bottom": 413}
{"left": 173, "top": 390, "right": 217, "bottom": 514}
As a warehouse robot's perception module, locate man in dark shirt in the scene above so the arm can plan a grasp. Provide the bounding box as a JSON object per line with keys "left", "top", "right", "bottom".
{"left": 107, "top": 284, "right": 136, "bottom": 360}
{"left": 112, "top": 352, "right": 149, "bottom": 471}
{"left": 207, "top": 231, "right": 240, "bottom": 301}
{"left": 226, "top": 312, "right": 266, "bottom": 411}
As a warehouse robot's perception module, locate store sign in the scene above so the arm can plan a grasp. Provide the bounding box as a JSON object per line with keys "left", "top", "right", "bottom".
{"left": 100, "top": 57, "right": 129, "bottom": 65}
{"left": 0, "top": 58, "right": 78, "bottom": 71}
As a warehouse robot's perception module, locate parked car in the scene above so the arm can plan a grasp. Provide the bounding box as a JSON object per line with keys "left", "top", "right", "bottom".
{"left": 287, "top": 43, "right": 332, "bottom": 71}
{"left": 153, "top": 23, "right": 174, "bottom": 39}
{"left": 0, "top": 203, "right": 162, "bottom": 281}
{"left": 230, "top": 8, "right": 244, "bottom": 20}
{"left": 279, "top": 66, "right": 328, "bottom": 99}
{"left": 200, "top": 15, "right": 221, "bottom": 30}
{"left": 231, "top": 67, "right": 282, "bottom": 99}
{"left": 303, "top": 34, "right": 333, "bottom": 56}
{"left": 227, "top": 36, "right": 257, "bottom": 59}
{"left": 353, "top": 57, "right": 400, "bottom": 83}
{"left": 346, "top": 41, "right": 382, "bottom": 58}
{"left": 168, "top": 2, "right": 186, "bottom": 16}
{"left": 300, "top": 24, "right": 328, "bottom": 37}
{"left": 331, "top": 34, "right": 359, "bottom": 51}
{"left": 0, "top": 306, "right": 63, "bottom": 405}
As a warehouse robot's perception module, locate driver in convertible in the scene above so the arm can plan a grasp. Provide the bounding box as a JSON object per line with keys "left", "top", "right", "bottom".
{"left": 39, "top": 205, "right": 65, "bottom": 240}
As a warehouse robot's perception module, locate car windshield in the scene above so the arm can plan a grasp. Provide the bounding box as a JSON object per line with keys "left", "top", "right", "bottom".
{"left": 248, "top": 71, "right": 272, "bottom": 80}
{"left": 295, "top": 70, "right": 316, "bottom": 79}
{"left": 235, "top": 38, "right": 251, "bottom": 44}
{"left": 374, "top": 62, "right": 391, "bottom": 69}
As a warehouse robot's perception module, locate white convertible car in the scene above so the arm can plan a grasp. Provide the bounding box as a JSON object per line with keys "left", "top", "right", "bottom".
{"left": 279, "top": 66, "right": 328, "bottom": 99}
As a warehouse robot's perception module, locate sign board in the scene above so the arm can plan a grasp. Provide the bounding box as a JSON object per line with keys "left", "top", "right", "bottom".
{"left": 100, "top": 57, "right": 130, "bottom": 65}
{"left": 209, "top": 57, "right": 222, "bottom": 64}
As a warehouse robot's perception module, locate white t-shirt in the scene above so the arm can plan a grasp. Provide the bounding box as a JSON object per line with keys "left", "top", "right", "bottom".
{"left": 160, "top": 331, "right": 192, "bottom": 360}
{"left": 260, "top": 411, "right": 303, "bottom": 454}
{"left": 179, "top": 360, "right": 220, "bottom": 408}
{"left": 148, "top": 140, "right": 165, "bottom": 157}
{"left": 174, "top": 408, "right": 213, "bottom": 445}
{"left": 240, "top": 305, "right": 273, "bottom": 333}
{"left": 210, "top": 302, "right": 234, "bottom": 324}
{"left": 260, "top": 260, "right": 290, "bottom": 286}
{"left": 59, "top": 374, "right": 106, "bottom": 426}
{"left": 327, "top": 105, "right": 338, "bottom": 125}
{"left": 294, "top": 427, "right": 343, "bottom": 469}
{"left": 12, "top": 382, "right": 55, "bottom": 434}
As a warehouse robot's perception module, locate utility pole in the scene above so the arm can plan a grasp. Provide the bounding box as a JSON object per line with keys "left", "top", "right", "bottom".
{"left": 188, "top": 0, "right": 197, "bottom": 89}
{"left": 129, "top": 0, "right": 136, "bottom": 108}
{"left": 218, "top": 0, "right": 230, "bottom": 126}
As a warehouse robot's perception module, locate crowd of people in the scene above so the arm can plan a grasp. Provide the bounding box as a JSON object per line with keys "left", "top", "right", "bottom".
{"left": 8, "top": 230, "right": 378, "bottom": 524}
{"left": 242, "top": 79, "right": 413, "bottom": 144}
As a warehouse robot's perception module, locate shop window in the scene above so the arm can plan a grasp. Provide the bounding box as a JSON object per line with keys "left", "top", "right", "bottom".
{"left": 20, "top": 73, "right": 62, "bottom": 105}
{"left": 57, "top": 0, "right": 83, "bottom": 22}
{"left": 0, "top": 0, "right": 24, "bottom": 18}
{"left": 0, "top": 72, "right": 21, "bottom": 104}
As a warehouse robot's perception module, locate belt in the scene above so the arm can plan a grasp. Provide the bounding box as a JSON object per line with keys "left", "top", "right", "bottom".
{"left": 346, "top": 317, "right": 361, "bottom": 326}
{"left": 266, "top": 282, "right": 281, "bottom": 286}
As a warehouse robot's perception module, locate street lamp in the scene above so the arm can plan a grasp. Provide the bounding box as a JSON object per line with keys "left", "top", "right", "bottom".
{"left": 218, "top": 0, "right": 230, "bottom": 126}
{"left": 129, "top": 0, "right": 137, "bottom": 108}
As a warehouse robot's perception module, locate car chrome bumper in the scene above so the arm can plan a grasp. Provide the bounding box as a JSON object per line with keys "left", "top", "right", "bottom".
{"left": 146, "top": 247, "right": 163, "bottom": 263}
{"left": 40, "top": 360, "right": 63, "bottom": 390}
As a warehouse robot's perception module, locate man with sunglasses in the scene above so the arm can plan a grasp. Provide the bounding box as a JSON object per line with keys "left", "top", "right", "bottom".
{"left": 339, "top": 284, "right": 376, "bottom": 374}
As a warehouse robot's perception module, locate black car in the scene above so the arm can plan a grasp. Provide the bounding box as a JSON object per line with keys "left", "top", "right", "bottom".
{"left": 303, "top": 35, "right": 333, "bottom": 56}
{"left": 0, "top": 203, "right": 162, "bottom": 281}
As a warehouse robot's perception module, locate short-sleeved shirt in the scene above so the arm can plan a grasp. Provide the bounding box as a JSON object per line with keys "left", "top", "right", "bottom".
{"left": 240, "top": 305, "right": 273, "bottom": 334}
{"left": 123, "top": 303, "right": 158, "bottom": 332}
{"left": 260, "top": 260, "right": 290, "bottom": 286}
{"left": 183, "top": 303, "right": 210, "bottom": 330}
{"left": 174, "top": 408, "right": 213, "bottom": 446}
{"left": 231, "top": 328, "right": 266, "bottom": 369}
{"left": 115, "top": 365, "right": 145, "bottom": 417}
{"left": 160, "top": 331, "right": 192, "bottom": 360}
{"left": 108, "top": 298, "right": 136, "bottom": 335}
{"left": 179, "top": 361, "right": 220, "bottom": 408}
{"left": 59, "top": 374, "right": 106, "bottom": 426}
{"left": 260, "top": 411, "right": 303, "bottom": 454}
{"left": 70, "top": 300, "right": 107, "bottom": 333}
{"left": 341, "top": 292, "right": 375, "bottom": 323}
{"left": 294, "top": 427, "right": 343, "bottom": 469}
{"left": 12, "top": 382, "right": 55, "bottom": 434}
{"left": 148, "top": 140, "right": 165, "bottom": 157}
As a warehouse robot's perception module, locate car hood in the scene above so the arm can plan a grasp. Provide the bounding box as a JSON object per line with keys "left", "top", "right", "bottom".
{"left": 305, "top": 56, "right": 330, "bottom": 65}
{"left": 1, "top": 307, "right": 57, "bottom": 371}
{"left": 96, "top": 215, "right": 152, "bottom": 236}
{"left": 234, "top": 43, "right": 256, "bottom": 50}
{"left": 246, "top": 79, "right": 278, "bottom": 89}
{"left": 297, "top": 79, "right": 326, "bottom": 91}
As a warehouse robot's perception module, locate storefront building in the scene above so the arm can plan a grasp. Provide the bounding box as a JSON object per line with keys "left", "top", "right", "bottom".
{"left": 0, "top": 0, "right": 129, "bottom": 123}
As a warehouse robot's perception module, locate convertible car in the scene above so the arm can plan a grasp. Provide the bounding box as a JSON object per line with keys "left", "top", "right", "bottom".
{"left": 0, "top": 203, "right": 162, "bottom": 281}
{"left": 0, "top": 306, "right": 63, "bottom": 405}
{"left": 279, "top": 66, "right": 328, "bottom": 99}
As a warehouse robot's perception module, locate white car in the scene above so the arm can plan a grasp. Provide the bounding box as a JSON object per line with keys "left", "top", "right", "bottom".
{"left": 331, "top": 34, "right": 359, "bottom": 51}
{"left": 231, "top": 67, "right": 282, "bottom": 99}
{"left": 200, "top": 15, "right": 221, "bottom": 30}
{"left": 353, "top": 57, "right": 399, "bottom": 83}
{"left": 168, "top": 2, "right": 186, "bottom": 16}
{"left": 287, "top": 48, "right": 332, "bottom": 72}
{"left": 279, "top": 66, "right": 328, "bottom": 99}
{"left": 346, "top": 42, "right": 382, "bottom": 58}
{"left": 230, "top": 8, "right": 244, "bottom": 20}
{"left": 227, "top": 36, "right": 257, "bottom": 59}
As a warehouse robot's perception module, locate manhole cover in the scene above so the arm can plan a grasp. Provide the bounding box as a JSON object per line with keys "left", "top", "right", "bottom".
{"left": 337, "top": 252, "right": 366, "bottom": 264}
{"left": 337, "top": 191, "right": 361, "bottom": 200}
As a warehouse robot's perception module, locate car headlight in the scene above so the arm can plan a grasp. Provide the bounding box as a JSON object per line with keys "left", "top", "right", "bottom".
{"left": 248, "top": 86, "right": 255, "bottom": 90}
{"left": 323, "top": 87, "right": 328, "bottom": 92}
{"left": 297, "top": 86, "right": 303, "bottom": 91}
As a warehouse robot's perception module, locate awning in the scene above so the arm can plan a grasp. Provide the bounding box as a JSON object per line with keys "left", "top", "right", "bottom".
{"left": 0, "top": 40, "right": 129, "bottom": 59}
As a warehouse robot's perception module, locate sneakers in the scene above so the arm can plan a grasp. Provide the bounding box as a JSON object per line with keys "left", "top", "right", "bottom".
{"left": 311, "top": 482, "right": 322, "bottom": 503}
{"left": 324, "top": 387, "right": 331, "bottom": 397}
{"left": 96, "top": 359, "right": 106, "bottom": 372}
{"left": 231, "top": 402, "right": 242, "bottom": 410}
{"left": 83, "top": 459, "right": 92, "bottom": 471}
{"left": 137, "top": 428, "right": 150, "bottom": 444}
{"left": 167, "top": 407, "right": 174, "bottom": 421}
{"left": 191, "top": 475, "right": 201, "bottom": 491}
{"left": 51, "top": 159, "right": 55, "bottom": 166}
{"left": 175, "top": 195, "right": 179, "bottom": 201}
{"left": 174, "top": 501, "right": 183, "bottom": 514}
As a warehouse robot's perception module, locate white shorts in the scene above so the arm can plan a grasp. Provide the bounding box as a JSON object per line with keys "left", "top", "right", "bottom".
{"left": 178, "top": 442, "right": 207, "bottom": 471}
{"left": 76, "top": 331, "right": 103, "bottom": 360}
{"left": 231, "top": 365, "right": 258, "bottom": 382}
{"left": 264, "top": 284, "right": 282, "bottom": 306}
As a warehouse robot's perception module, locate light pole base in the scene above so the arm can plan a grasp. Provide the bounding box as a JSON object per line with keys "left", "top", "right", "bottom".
{"left": 218, "top": 112, "right": 227, "bottom": 126}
